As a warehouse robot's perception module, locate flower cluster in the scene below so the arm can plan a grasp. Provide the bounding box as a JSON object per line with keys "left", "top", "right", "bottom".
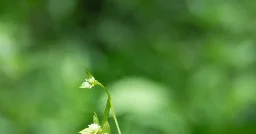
{"left": 79, "top": 70, "right": 117, "bottom": 134}
{"left": 80, "top": 72, "right": 96, "bottom": 89}
{"left": 79, "top": 123, "right": 105, "bottom": 134}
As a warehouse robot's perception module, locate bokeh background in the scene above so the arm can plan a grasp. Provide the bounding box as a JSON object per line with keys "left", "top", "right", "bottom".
{"left": 0, "top": 0, "right": 256, "bottom": 134}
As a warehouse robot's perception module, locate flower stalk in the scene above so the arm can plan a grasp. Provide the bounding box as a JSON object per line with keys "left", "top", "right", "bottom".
{"left": 79, "top": 70, "right": 121, "bottom": 134}
{"left": 96, "top": 82, "right": 122, "bottom": 134}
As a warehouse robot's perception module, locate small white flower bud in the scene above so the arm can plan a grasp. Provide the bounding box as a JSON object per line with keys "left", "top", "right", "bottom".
{"left": 79, "top": 123, "right": 102, "bottom": 134}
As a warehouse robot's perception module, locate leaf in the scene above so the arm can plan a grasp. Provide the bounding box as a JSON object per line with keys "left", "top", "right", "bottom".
{"left": 85, "top": 69, "right": 94, "bottom": 79}
{"left": 101, "top": 98, "right": 111, "bottom": 126}
{"left": 93, "top": 112, "right": 100, "bottom": 125}
{"left": 102, "top": 121, "right": 111, "bottom": 134}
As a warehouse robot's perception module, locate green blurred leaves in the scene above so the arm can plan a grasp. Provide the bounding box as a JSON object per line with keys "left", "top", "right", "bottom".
{"left": 1, "top": 0, "right": 256, "bottom": 134}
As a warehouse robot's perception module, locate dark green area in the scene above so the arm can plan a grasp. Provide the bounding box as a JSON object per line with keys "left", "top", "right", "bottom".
{"left": 0, "top": 0, "right": 256, "bottom": 134}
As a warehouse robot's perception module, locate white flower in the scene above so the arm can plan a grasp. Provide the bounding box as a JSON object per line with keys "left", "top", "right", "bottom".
{"left": 88, "top": 123, "right": 101, "bottom": 132}
{"left": 88, "top": 77, "right": 95, "bottom": 83}
{"left": 79, "top": 123, "right": 102, "bottom": 134}
{"left": 80, "top": 81, "right": 92, "bottom": 88}
{"left": 80, "top": 76, "right": 96, "bottom": 89}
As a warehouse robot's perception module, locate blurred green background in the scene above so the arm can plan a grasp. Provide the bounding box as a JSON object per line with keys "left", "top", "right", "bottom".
{"left": 0, "top": 0, "right": 256, "bottom": 134}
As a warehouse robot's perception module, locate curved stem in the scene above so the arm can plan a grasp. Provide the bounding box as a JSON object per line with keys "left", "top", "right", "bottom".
{"left": 96, "top": 81, "right": 122, "bottom": 134}
{"left": 109, "top": 98, "right": 122, "bottom": 134}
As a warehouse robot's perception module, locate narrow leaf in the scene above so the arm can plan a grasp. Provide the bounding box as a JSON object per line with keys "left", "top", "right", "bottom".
{"left": 102, "top": 121, "right": 111, "bottom": 134}
{"left": 93, "top": 112, "right": 100, "bottom": 125}
{"left": 102, "top": 98, "right": 111, "bottom": 126}
{"left": 85, "top": 69, "right": 93, "bottom": 79}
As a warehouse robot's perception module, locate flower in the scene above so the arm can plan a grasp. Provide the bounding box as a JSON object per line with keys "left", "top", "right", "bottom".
{"left": 88, "top": 123, "right": 101, "bottom": 132}
{"left": 88, "top": 76, "right": 95, "bottom": 83}
{"left": 79, "top": 123, "right": 103, "bottom": 134}
{"left": 80, "top": 81, "right": 92, "bottom": 88}
{"left": 80, "top": 76, "right": 96, "bottom": 89}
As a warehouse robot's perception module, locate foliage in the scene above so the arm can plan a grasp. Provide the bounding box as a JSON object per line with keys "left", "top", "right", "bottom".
{"left": 79, "top": 70, "right": 119, "bottom": 134}
{"left": 0, "top": 0, "right": 256, "bottom": 134}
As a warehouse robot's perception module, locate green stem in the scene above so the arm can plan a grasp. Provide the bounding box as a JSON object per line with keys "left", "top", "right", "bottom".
{"left": 108, "top": 98, "right": 121, "bottom": 134}
{"left": 96, "top": 81, "right": 122, "bottom": 134}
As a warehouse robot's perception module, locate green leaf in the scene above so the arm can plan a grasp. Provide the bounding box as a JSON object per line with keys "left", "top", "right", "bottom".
{"left": 101, "top": 98, "right": 111, "bottom": 126}
{"left": 85, "top": 69, "right": 93, "bottom": 79}
{"left": 93, "top": 112, "right": 100, "bottom": 125}
{"left": 102, "top": 121, "right": 111, "bottom": 134}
